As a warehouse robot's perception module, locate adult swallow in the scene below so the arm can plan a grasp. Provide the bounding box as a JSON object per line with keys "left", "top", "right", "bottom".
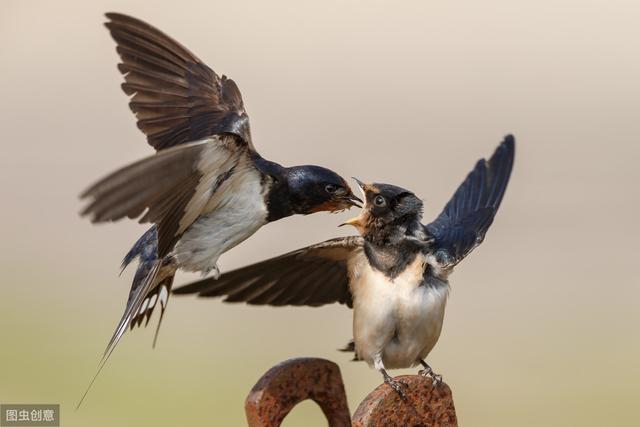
{"left": 173, "top": 136, "right": 515, "bottom": 396}
{"left": 78, "top": 13, "right": 360, "bottom": 404}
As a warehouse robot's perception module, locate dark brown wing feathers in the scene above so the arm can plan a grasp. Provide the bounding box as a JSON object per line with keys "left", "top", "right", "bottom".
{"left": 83, "top": 14, "right": 258, "bottom": 258}
{"left": 81, "top": 140, "right": 210, "bottom": 258}
{"left": 173, "top": 237, "right": 364, "bottom": 308}
{"left": 105, "top": 13, "right": 253, "bottom": 150}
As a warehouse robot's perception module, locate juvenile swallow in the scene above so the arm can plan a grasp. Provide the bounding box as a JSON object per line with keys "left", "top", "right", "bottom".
{"left": 78, "top": 13, "right": 360, "bottom": 403}
{"left": 173, "top": 136, "right": 515, "bottom": 395}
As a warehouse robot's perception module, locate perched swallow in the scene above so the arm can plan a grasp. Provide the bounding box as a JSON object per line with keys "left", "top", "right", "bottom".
{"left": 174, "top": 136, "right": 515, "bottom": 396}
{"left": 78, "top": 13, "right": 360, "bottom": 404}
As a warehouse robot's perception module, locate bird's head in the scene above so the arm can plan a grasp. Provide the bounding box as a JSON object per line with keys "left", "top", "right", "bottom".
{"left": 341, "top": 179, "right": 424, "bottom": 242}
{"left": 286, "top": 165, "right": 362, "bottom": 215}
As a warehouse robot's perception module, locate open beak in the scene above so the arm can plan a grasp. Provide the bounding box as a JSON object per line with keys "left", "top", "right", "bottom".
{"left": 338, "top": 177, "right": 369, "bottom": 231}
{"left": 352, "top": 177, "right": 366, "bottom": 190}
{"left": 338, "top": 177, "right": 367, "bottom": 231}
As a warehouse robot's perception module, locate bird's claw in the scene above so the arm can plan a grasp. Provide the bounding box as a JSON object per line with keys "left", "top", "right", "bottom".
{"left": 385, "top": 376, "right": 408, "bottom": 399}
{"left": 431, "top": 373, "right": 443, "bottom": 386}
{"left": 418, "top": 364, "right": 443, "bottom": 386}
{"left": 418, "top": 367, "right": 433, "bottom": 377}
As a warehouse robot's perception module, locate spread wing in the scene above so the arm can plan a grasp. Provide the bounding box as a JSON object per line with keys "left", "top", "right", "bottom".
{"left": 173, "top": 237, "right": 364, "bottom": 307}
{"left": 80, "top": 135, "right": 255, "bottom": 258}
{"left": 105, "top": 13, "right": 253, "bottom": 150}
{"left": 425, "top": 135, "right": 515, "bottom": 268}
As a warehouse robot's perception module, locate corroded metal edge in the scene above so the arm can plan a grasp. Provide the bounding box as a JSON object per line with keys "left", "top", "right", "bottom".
{"left": 245, "top": 357, "right": 351, "bottom": 427}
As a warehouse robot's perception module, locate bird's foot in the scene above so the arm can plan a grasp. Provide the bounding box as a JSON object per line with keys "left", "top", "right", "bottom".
{"left": 418, "top": 366, "right": 433, "bottom": 377}
{"left": 430, "top": 372, "right": 443, "bottom": 386}
{"left": 384, "top": 376, "right": 408, "bottom": 399}
{"left": 418, "top": 361, "right": 443, "bottom": 386}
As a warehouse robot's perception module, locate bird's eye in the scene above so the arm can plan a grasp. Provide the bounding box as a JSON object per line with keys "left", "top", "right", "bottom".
{"left": 325, "top": 184, "right": 338, "bottom": 194}
{"left": 374, "top": 195, "right": 386, "bottom": 207}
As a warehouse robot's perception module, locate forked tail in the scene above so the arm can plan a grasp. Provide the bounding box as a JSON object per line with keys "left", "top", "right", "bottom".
{"left": 77, "top": 226, "right": 175, "bottom": 409}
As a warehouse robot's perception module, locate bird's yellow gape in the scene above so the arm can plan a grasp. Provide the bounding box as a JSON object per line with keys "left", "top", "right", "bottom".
{"left": 339, "top": 177, "right": 371, "bottom": 233}
{"left": 340, "top": 215, "right": 366, "bottom": 234}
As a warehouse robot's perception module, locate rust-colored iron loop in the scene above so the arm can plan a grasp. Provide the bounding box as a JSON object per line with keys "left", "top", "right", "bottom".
{"left": 352, "top": 375, "right": 458, "bottom": 427}
{"left": 245, "top": 357, "right": 351, "bottom": 427}
{"left": 245, "top": 358, "right": 457, "bottom": 426}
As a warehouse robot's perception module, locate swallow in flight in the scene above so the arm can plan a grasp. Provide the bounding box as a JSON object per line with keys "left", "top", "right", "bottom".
{"left": 173, "top": 136, "right": 515, "bottom": 396}
{"left": 78, "top": 13, "right": 360, "bottom": 404}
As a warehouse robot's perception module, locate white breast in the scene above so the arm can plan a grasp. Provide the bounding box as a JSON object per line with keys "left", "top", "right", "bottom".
{"left": 349, "top": 253, "right": 449, "bottom": 370}
{"left": 173, "top": 164, "right": 268, "bottom": 273}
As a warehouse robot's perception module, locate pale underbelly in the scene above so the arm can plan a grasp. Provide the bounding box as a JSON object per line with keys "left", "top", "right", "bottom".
{"left": 174, "top": 209, "right": 266, "bottom": 273}
{"left": 379, "top": 309, "right": 445, "bottom": 369}
{"left": 354, "top": 296, "right": 447, "bottom": 369}
{"left": 351, "top": 258, "right": 449, "bottom": 370}
{"left": 172, "top": 170, "right": 268, "bottom": 273}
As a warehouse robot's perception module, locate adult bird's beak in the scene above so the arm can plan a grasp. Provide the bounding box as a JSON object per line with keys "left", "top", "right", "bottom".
{"left": 343, "top": 192, "right": 363, "bottom": 208}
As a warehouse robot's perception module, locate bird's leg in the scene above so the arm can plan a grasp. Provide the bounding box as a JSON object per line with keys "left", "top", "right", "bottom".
{"left": 374, "top": 354, "right": 407, "bottom": 399}
{"left": 381, "top": 369, "right": 408, "bottom": 399}
{"left": 418, "top": 359, "right": 433, "bottom": 376}
{"left": 418, "top": 359, "right": 443, "bottom": 386}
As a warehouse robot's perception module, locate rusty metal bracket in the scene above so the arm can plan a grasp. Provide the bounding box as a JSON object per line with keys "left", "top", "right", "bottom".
{"left": 245, "top": 358, "right": 351, "bottom": 427}
{"left": 245, "top": 357, "right": 458, "bottom": 427}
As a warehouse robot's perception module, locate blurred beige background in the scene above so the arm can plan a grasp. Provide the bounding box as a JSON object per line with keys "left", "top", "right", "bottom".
{"left": 1, "top": 0, "right": 639, "bottom": 425}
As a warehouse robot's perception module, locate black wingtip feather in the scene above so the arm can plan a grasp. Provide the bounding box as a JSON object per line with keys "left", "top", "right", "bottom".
{"left": 489, "top": 135, "right": 516, "bottom": 209}
{"left": 425, "top": 135, "right": 515, "bottom": 267}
